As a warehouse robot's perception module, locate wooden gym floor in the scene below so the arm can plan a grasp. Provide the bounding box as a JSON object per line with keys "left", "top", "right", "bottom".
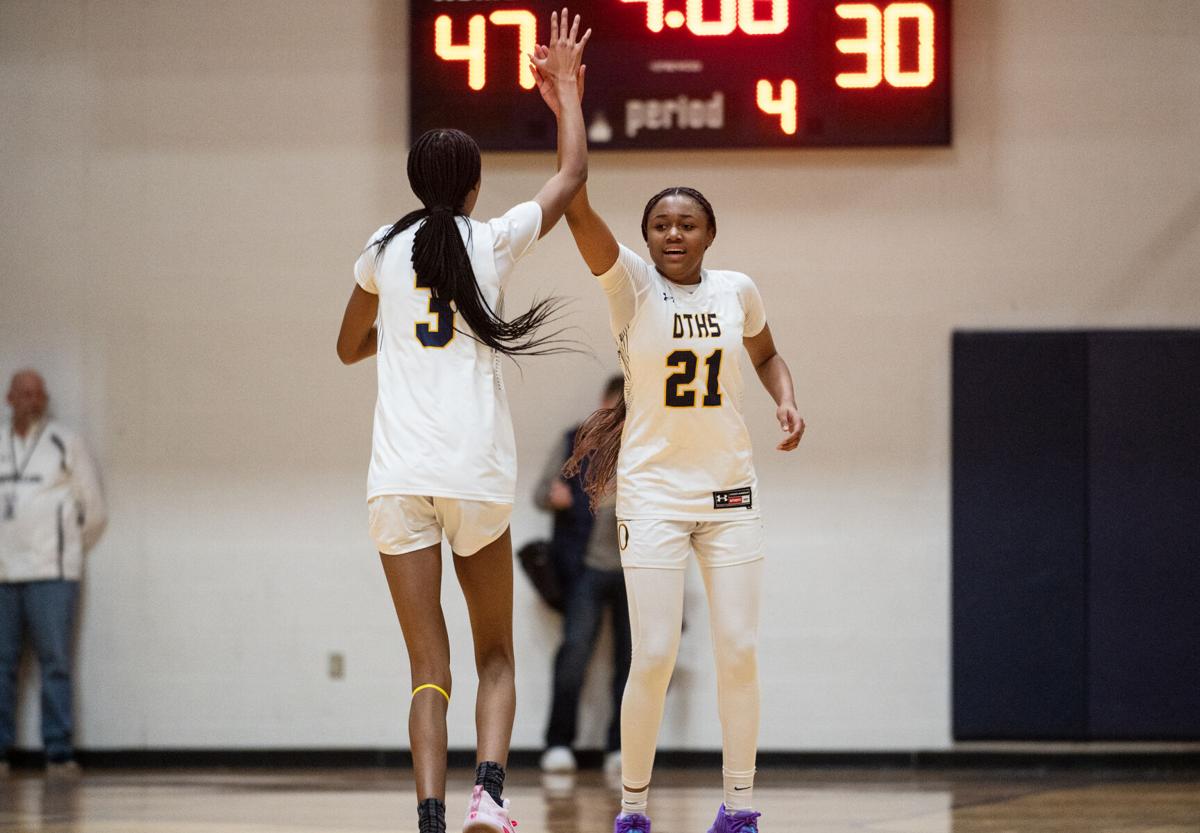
{"left": 2, "top": 767, "right": 1198, "bottom": 833}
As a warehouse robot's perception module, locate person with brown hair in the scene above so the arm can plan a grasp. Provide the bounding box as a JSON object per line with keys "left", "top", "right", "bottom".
{"left": 537, "top": 374, "right": 630, "bottom": 776}
{"left": 557, "top": 180, "right": 804, "bottom": 833}
{"left": 532, "top": 64, "right": 805, "bottom": 833}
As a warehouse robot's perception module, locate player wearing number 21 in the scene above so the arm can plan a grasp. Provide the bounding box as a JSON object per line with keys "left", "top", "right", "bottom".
{"left": 533, "top": 59, "right": 804, "bottom": 833}
{"left": 337, "top": 9, "right": 590, "bottom": 833}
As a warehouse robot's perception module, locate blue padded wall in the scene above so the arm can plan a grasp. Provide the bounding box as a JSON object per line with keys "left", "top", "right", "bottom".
{"left": 1087, "top": 332, "right": 1200, "bottom": 739}
{"left": 952, "top": 332, "right": 1090, "bottom": 740}
{"left": 953, "top": 330, "right": 1200, "bottom": 740}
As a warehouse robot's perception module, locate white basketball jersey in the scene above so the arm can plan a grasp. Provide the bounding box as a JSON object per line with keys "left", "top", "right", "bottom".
{"left": 354, "top": 201, "right": 542, "bottom": 503}
{"left": 598, "top": 244, "right": 767, "bottom": 520}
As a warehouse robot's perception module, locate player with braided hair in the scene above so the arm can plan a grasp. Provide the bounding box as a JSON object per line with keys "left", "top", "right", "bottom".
{"left": 338, "top": 10, "right": 590, "bottom": 833}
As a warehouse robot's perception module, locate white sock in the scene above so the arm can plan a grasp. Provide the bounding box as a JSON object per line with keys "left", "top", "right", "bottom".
{"left": 621, "top": 783, "right": 649, "bottom": 816}
{"left": 723, "top": 767, "right": 755, "bottom": 812}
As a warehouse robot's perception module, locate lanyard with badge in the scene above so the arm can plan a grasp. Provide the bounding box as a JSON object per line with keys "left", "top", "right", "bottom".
{"left": 4, "top": 424, "right": 46, "bottom": 521}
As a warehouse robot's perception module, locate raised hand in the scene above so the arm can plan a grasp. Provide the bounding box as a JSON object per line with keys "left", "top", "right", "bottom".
{"left": 527, "top": 6, "right": 590, "bottom": 239}
{"left": 530, "top": 48, "right": 585, "bottom": 117}
{"left": 530, "top": 7, "right": 591, "bottom": 114}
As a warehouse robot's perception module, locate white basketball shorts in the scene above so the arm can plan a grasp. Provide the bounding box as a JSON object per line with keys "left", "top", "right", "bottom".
{"left": 368, "top": 495, "right": 511, "bottom": 557}
{"left": 616, "top": 516, "right": 764, "bottom": 570}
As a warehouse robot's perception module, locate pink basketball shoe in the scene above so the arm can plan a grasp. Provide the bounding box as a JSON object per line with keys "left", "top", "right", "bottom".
{"left": 463, "top": 784, "right": 517, "bottom": 833}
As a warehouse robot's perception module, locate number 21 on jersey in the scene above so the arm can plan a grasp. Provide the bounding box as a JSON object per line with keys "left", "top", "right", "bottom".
{"left": 414, "top": 272, "right": 455, "bottom": 348}
{"left": 665, "top": 349, "right": 723, "bottom": 407}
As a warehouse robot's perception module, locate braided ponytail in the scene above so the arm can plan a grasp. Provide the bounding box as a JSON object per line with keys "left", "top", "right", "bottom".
{"left": 373, "top": 128, "right": 570, "bottom": 357}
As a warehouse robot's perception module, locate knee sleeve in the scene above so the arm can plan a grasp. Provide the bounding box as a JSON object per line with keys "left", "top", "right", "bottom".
{"left": 629, "top": 630, "right": 679, "bottom": 689}
{"left": 714, "top": 633, "right": 758, "bottom": 681}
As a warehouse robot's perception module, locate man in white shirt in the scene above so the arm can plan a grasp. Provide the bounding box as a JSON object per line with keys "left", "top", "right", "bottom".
{"left": 0, "top": 370, "right": 106, "bottom": 775}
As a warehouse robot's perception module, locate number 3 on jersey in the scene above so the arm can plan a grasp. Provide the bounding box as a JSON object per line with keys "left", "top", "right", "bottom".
{"left": 665, "top": 349, "right": 723, "bottom": 407}
{"left": 414, "top": 272, "right": 454, "bottom": 348}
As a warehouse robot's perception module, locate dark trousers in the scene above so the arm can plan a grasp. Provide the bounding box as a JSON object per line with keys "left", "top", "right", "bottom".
{"left": 0, "top": 580, "right": 79, "bottom": 762}
{"left": 545, "top": 567, "right": 631, "bottom": 752}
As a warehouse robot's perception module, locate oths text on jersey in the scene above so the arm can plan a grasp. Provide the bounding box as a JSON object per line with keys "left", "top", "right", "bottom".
{"left": 673, "top": 313, "right": 722, "bottom": 339}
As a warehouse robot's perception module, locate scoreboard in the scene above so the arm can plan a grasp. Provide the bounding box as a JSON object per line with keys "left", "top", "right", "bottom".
{"left": 410, "top": 0, "right": 951, "bottom": 150}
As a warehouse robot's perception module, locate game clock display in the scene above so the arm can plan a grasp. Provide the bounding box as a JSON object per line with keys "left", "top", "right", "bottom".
{"left": 410, "top": 0, "right": 951, "bottom": 150}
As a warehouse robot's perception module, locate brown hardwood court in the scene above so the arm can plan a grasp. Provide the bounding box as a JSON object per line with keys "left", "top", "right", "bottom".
{"left": 2, "top": 767, "right": 1198, "bottom": 833}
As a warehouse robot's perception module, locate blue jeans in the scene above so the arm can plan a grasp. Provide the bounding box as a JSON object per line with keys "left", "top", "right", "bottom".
{"left": 545, "top": 567, "right": 631, "bottom": 752}
{"left": 0, "top": 580, "right": 80, "bottom": 762}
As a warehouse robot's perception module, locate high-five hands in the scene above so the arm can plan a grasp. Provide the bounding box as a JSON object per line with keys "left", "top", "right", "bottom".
{"left": 529, "top": 7, "right": 590, "bottom": 115}
{"left": 531, "top": 50, "right": 586, "bottom": 116}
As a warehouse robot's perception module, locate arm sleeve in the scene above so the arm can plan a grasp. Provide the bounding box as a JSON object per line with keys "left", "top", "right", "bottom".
{"left": 490, "top": 201, "right": 543, "bottom": 283}
{"left": 595, "top": 244, "right": 654, "bottom": 335}
{"left": 68, "top": 434, "right": 107, "bottom": 553}
{"left": 353, "top": 226, "right": 391, "bottom": 294}
{"left": 736, "top": 273, "right": 767, "bottom": 337}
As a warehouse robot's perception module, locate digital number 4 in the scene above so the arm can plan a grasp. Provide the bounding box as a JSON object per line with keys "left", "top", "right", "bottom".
{"left": 756, "top": 79, "right": 798, "bottom": 135}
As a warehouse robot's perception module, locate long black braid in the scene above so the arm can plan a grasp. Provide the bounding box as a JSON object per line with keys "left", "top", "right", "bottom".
{"left": 373, "top": 128, "right": 569, "bottom": 357}
{"left": 640, "top": 186, "right": 717, "bottom": 240}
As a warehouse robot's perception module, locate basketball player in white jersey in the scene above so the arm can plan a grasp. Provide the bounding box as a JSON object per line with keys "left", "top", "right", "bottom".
{"left": 569, "top": 184, "right": 802, "bottom": 833}
{"left": 336, "top": 11, "right": 590, "bottom": 833}
{"left": 533, "top": 69, "right": 803, "bottom": 833}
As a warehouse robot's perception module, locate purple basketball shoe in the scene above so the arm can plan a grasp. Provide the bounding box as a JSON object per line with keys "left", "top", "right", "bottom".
{"left": 614, "top": 812, "right": 652, "bottom": 833}
{"left": 707, "top": 804, "right": 761, "bottom": 833}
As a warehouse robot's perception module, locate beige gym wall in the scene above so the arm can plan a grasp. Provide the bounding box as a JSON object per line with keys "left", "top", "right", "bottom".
{"left": 2, "top": 0, "right": 1198, "bottom": 751}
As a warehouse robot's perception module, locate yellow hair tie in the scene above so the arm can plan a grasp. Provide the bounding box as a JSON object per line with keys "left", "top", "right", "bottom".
{"left": 412, "top": 683, "right": 450, "bottom": 703}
